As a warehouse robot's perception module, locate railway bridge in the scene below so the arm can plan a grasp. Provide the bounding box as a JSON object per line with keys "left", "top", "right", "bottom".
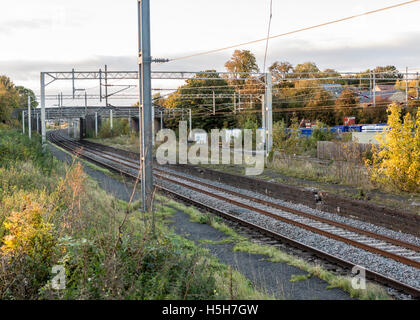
{"left": 14, "top": 105, "right": 165, "bottom": 140}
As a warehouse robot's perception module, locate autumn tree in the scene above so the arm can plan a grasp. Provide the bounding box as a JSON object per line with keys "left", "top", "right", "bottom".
{"left": 225, "top": 50, "right": 260, "bottom": 83}
{"left": 293, "top": 62, "right": 320, "bottom": 78}
{"left": 366, "top": 104, "right": 419, "bottom": 192}
{"left": 0, "top": 76, "right": 19, "bottom": 123}
{"left": 269, "top": 61, "right": 293, "bottom": 81}
{"left": 305, "top": 88, "right": 335, "bottom": 125}
{"left": 358, "top": 96, "right": 389, "bottom": 124}
{"left": 334, "top": 89, "right": 359, "bottom": 124}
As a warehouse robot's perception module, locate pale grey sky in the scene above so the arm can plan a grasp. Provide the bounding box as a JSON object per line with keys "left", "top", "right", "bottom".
{"left": 1, "top": 0, "right": 419, "bottom": 103}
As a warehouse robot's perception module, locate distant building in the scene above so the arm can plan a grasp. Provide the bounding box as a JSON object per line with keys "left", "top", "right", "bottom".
{"left": 321, "top": 84, "right": 344, "bottom": 97}
{"left": 357, "top": 89, "right": 405, "bottom": 105}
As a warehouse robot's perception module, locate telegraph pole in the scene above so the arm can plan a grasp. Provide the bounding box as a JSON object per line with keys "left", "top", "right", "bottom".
{"left": 138, "top": 0, "right": 154, "bottom": 212}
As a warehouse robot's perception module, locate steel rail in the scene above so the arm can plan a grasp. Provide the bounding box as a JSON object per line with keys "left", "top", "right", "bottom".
{"left": 47, "top": 131, "right": 420, "bottom": 298}
{"left": 70, "top": 136, "right": 420, "bottom": 255}
{"left": 50, "top": 132, "right": 420, "bottom": 266}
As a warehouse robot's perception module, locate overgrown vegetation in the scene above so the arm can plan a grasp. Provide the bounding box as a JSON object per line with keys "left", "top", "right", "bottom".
{"left": 94, "top": 118, "right": 130, "bottom": 139}
{"left": 0, "top": 126, "right": 267, "bottom": 300}
{"left": 272, "top": 117, "right": 334, "bottom": 157}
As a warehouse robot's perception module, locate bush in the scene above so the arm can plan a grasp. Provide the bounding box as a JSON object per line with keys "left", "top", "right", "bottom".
{"left": 96, "top": 119, "right": 130, "bottom": 139}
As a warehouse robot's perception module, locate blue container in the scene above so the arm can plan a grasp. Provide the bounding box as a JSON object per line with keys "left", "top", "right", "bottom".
{"left": 348, "top": 125, "right": 362, "bottom": 132}
{"left": 299, "top": 128, "right": 313, "bottom": 136}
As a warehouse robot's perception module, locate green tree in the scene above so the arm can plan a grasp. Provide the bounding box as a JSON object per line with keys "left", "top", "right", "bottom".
{"left": 373, "top": 65, "right": 402, "bottom": 84}
{"left": 16, "top": 86, "right": 38, "bottom": 108}
{"left": 163, "top": 71, "right": 235, "bottom": 132}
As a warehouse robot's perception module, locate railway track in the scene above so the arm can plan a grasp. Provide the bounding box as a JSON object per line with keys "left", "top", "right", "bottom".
{"left": 48, "top": 130, "right": 420, "bottom": 298}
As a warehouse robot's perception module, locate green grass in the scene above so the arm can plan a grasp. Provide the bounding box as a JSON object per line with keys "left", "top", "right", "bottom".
{"left": 162, "top": 196, "right": 391, "bottom": 300}
{"left": 290, "top": 274, "right": 311, "bottom": 283}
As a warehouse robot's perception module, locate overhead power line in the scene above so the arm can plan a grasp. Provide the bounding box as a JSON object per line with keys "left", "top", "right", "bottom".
{"left": 166, "top": 0, "right": 420, "bottom": 63}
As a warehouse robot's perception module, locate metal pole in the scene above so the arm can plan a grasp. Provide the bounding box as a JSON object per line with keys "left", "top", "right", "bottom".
{"left": 95, "top": 112, "right": 98, "bottom": 137}
{"left": 68, "top": 119, "right": 71, "bottom": 136}
{"left": 189, "top": 108, "right": 192, "bottom": 137}
{"left": 373, "top": 72, "right": 376, "bottom": 107}
{"left": 160, "top": 111, "right": 163, "bottom": 130}
{"left": 72, "top": 68, "right": 75, "bottom": 99}
{"left": 105, "top": 65, "right": 108, "bottom": 107}
{"left": 85, "top": 91, "right": 88, "bottom": 115}
{"left": 152, "top": 105, "right": 155, "bottom": 146}
{"left": 213, "top": 91, "right": 216, "bottom": 115}
{"left": 28, "top": 96, "right": 32, "bottom": 139}
{"left": 22, "top": 111, "right": 25, "bottom": 134}
{"left": 128, "top": 109, "right": 132, "bottom": 129}
{"left": 416, "top": 72, "right": 419, "bottom": 100}
{"left": 110, "top": 109, "right": 113, "bottom": 130}
{"left": 261, "top": 94, "right": 265, "bottom": 149}
{"left": 234, "top": 92, "right": 237, "bottom": 114}
{"left": 266, "top": 73, "right": 273, "bottom": 154}
{"left": 138, "top": 0, "right": 154, "bottom": 212}
{"left": 40, "top": 72, "right": 46, "bottom": 146}
{"left": 99, "top": 68, "right": 103, "bottom": 103}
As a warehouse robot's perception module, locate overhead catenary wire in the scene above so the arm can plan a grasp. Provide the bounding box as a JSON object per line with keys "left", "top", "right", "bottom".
{"left": 263, "top": 0, "right": 273, "bottom": 73}
{"left": 163, "top": 0, "right": 420, "bottom": 63}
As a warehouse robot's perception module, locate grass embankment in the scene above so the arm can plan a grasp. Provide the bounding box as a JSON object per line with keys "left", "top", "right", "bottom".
{"left": 0, "top": 127, "right": 268, "bottom": 300}
{"left": 163, "top": 198, "right": 391, "bottom": 300}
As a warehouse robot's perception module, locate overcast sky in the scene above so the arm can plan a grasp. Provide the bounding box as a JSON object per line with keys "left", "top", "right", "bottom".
{"left": 1, "top": 0, "right": 420, "bottom": 104}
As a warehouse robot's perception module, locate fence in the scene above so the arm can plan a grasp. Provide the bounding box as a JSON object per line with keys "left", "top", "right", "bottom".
{"left": 317, "top": 141, "right": 373, "bottom": 162}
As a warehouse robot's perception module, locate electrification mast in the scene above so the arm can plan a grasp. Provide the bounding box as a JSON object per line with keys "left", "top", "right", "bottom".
{"left": 138, "top": 0, "right": 154, "bottom": 212}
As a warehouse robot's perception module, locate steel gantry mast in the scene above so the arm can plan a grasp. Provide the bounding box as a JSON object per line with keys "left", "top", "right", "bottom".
{"left": 138, "top": 0, "right": 153, "bottom": 212}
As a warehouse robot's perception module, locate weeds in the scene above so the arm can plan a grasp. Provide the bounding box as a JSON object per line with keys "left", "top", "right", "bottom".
{"left": 0, "top": 125, "right": 268, "bottom": 300}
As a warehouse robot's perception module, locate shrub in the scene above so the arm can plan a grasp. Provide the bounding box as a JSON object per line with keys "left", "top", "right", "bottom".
{"left": 2, "top": 198, "right": 56, "bottom": 262}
